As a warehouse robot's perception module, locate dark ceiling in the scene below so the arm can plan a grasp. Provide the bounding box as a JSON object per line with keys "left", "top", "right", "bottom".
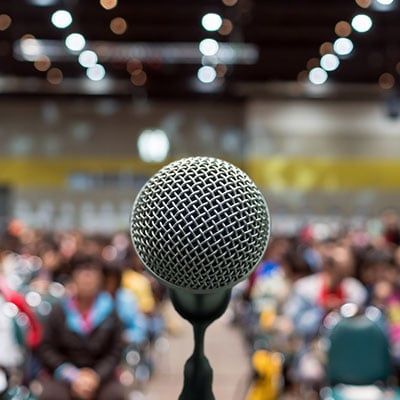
{"left": 0, "top": 0, "right": 399, "bottom": 99}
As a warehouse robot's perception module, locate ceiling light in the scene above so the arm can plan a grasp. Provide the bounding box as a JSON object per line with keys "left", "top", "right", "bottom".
{"left": 100, "top": 0, "right": 118, "bottom": 10}
{"left": 216, "top": 64, "right": 228, "bottom": 77}
{"left": 86, "top": 64, "right": 106, "bottom": 81}
{"left": 379, "top": 72, "right": 395, "bottom": 90}
{"left": 201, "top": 13, "right": 223, "bottom": 31}
{"left": 130, "top": 70, "right": 147, "bottom": 86}
{"left": 222, "top": 0, "right": 238, "bottom": 6}
{"left": 373, "top": 0, "right": 395, "bottom": 10}
{"left": 51, "top": 10, "right": 73, "bottom": 29}
{"left": 320, "top": 54, "right": 340, "bottom": 71}
{"left": 0, "top": 14, "right": 12, "bottom": 31}
{"left": 355, "top": 0, "right": 372, "bottom": 7}
{"left": 21, "top": 38, "right": 42, "bottom": 59}
{"left": 29, "top": 0, "right": 57, "bottom": 5}
{"left": 319, "top": 42, "right": 333, "bottom": 56}
{"left": 78, "top": 50, "right": 98, "bottom": 68}
{"left": 34, "top": 56, "right": 51, "bottom": 71}
{"left": 110, "top": 17, "right": 128, "bottom": 35}
{"left": 333, "top": 38, "right": 354, "bottom": 56}
{"left": 197, "top": 66, "right": 217, "bottom": 83}
{"left": 309, "top": 67, "right": 328, "bottom": 85}
{"left": 138, "top": 129, "right": 170, "bottom": 163}
{"left": 65, "top": 33, "right": 86, "bottom": 52}
{"left": 199, "top": 39, "right": 219, "bottom": 56}
{"left": 306, "top": 58, "right": 319, "bottom": 69}
{"left": 127, "top": 59, "right": 143, "bottom": 74}
{"left": 47, "top": 68, "right": 63, "bottom": 85}
{"left": 351, "top": 14, "right": 373, "bottom": 33}
{"left": 335, "top": 21, "right": 352, "bottom": 37}
{"left": 219, "top": 19, "right": 234, "bottom": 35}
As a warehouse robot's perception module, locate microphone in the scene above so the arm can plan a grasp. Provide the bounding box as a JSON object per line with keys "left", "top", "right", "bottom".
{"left": 131, "top": 157, "right": 270, "bottom": 400}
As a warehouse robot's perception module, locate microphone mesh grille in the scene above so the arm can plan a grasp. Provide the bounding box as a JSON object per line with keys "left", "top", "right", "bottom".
{"left": 131, "top": 157, "right": 270, "bottom": 292}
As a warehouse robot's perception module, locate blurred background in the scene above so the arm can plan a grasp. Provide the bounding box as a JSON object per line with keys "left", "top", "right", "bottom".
{"left": 0, "top": 0, "right": 400, "bottom": 399}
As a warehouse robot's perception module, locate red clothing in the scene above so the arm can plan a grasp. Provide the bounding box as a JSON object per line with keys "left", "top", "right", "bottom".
{"left": 0, "top": 278, "right": 42, "bottom": 348}
{"left": 71, "top": 297, "right": 94, "bottom": 334}
{"left": 318, "top": 277, "right": 345, "bottom": 311}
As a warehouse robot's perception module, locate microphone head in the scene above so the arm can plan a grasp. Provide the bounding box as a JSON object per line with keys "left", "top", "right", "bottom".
{"left": 131, "top": 157, "right": 270, "bottom": 293}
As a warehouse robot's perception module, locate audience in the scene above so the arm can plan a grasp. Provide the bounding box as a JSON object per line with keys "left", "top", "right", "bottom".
{"left": 0, "top": 210, "right": 400, "bottom": 398}
{"left": 103, "top": 263, "right": 147, "bottom": 346}
{"left": 284, "top": 242, "right": 367, "bottom": 338}
{"left": 38, "top": 255, "right": 125, "bottom": 400}
{"left": 235, "top": 212, "right": 400, "bottom": 397}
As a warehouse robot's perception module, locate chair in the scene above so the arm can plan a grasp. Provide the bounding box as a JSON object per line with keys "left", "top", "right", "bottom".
{"left": 323, "top": 315, "right": 396, "bottom": 400}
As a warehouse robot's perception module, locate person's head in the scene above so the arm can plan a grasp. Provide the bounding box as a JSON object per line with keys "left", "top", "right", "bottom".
{"left": 373, "top": 280, "right": 394, "bottom": 307}
{"left": 39, "top": 242, "right": 61, "bottom": 272}
{"left": 324, "top": 243, "right": 355, "bottom": 285}
{"left": 382, "top": 209, "right": 399, "bottom": 230}
{"left": 127, "top": 248, "right": 144, "bottom": 272}
{"left": 359, "top": 249, "right": 395, "bottom": 286}
{"left": 281, "top": 247, "right": 311, "bottom": 281}
{"left": 70, "top": 254, "right": 104, "bottom": 300}
{"left": 263, "top": 237, "right": 290, "bottom": 264}
{"left": 103, "top": 264, "right": 123, "bottom": 296}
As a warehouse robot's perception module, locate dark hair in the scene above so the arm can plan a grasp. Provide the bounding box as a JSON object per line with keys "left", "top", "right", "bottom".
{"left": 102, "top": 262, "right": 123, "bottom": 287}
{"left": 283, "top": 247, "right": 311, "bottom": 278}
{"left": 361, "top": 249, "right": 393, "bottom": 269}
{"left": 69, "top": 253, "right": 105, "bottom": 274}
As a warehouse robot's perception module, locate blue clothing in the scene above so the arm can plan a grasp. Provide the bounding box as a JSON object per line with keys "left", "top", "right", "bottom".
{"left": 256, "top": 261, "right": 280, "bottom": 278}
{"left": 284, "top": 292, "right": 324, "bottom": 339}
{"left": 115, "top": 289, "right": 147, "bottom": 345}
{"left": 62, "top": 292, "right": 114, "bottom": 336}
{"left": 54, "top": 292, "right": 122, "bottom": 383}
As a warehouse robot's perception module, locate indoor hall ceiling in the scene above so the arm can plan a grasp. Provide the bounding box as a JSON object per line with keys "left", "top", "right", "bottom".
{"left": 0, "top": 0, "right": 398, "bottom": 99}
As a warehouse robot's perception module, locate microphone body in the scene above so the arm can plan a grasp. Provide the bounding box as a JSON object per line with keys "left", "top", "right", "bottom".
{"left": 131, "top": 157, "right": 270, "bottom": 399}
{"left": 170, "top": 289, "right": 231, "bottom": 400}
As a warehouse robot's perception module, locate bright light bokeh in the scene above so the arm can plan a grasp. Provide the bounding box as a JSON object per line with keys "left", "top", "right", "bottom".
{"left": 333, "top": 37, "right": 354, "bottom": 56}
{"left": 197, "top": 66, "right": 217, "bottom": 83}
{"left": 320, "top": 54, "right": 340, "bottom": 71}
{"left": 65, "top": 33, "right": 86, "bottom": 52}
{"left": 201, "top": 13, "right": 223, "bottom": 31}
{"left": 199, "top": 39, "right": 219, "bottom": 56}
{"left": 351, "top": 14, "right": 373, "bottom": 33}
{"left": 376, "top": 0, "right": 394, "bottom": 5}
{"left": 309, "top": 67, "right": 328, "bottom": 85}
{"left": 86, "top": 64, "right": 106, "bottom": 81}
{"left": 79, "top": 50, "right": 98, "bottom": 68}
{"left": 137, "top": 129, "right": 170, "bottom": 163}
{"left": 51, "top": 10, "right": 72, "bottom": 29}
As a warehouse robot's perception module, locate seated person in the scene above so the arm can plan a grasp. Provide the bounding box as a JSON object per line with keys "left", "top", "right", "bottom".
{"left": 38, "top": 255, "right": 126, "bottom": 400}
{"left": 284, "top": 243, "right": 367, "bottom": 339}
{"left": 282, "top": 243, "right": 367, "bottom": 387}
{"left": 103, "top": 263, "right": 147, "bottom": 346}
{"left": 122, "top": 252, "right": 156, "bottom": 316}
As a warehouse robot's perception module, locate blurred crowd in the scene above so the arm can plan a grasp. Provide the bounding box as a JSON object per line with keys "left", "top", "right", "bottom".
{"left": 235, "top": 210, "right": 400, "bottom": 399}
{"left": 0, "top": 223, "right": 167, "bottom": 400}
{"left": 2, "top": 209, "right": 400, "bottom": 399}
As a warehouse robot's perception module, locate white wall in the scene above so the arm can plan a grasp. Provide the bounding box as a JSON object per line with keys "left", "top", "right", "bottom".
{"left": 3, "top": 98, "right": 400, "bottom": 231}
{"left": 246, "top": 99, "right": 400, "bottom": 158}
{"left": 0, "top": 99, "right": 244, "bottom": 231}
{"left": 245, "top": 99, "right": 400, "bottom": 222}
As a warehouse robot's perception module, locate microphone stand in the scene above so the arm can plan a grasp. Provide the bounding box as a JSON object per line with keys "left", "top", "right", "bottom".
{"left": 169, "top": 288, "right": 232, "bottom": 400}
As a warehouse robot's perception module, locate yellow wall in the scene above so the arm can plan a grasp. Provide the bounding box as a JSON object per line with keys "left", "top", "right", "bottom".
{"left": 0, "top": 157, "right": 399, "bottom": 190}
{"left": 247, "top": 157, "right": 400, "bottom": 191}
{"left": 0, "top": 158, "right": 163, "bottom": 188}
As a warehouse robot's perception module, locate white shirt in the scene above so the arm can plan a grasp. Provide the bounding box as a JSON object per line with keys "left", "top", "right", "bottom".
{"left": 0, "top": 296, "right": 24, "bottom": 367}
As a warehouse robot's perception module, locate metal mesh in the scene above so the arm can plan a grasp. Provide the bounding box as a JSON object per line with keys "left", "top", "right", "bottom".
{"left": 131, "top": 157, "right": 270, "bottom": 292}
